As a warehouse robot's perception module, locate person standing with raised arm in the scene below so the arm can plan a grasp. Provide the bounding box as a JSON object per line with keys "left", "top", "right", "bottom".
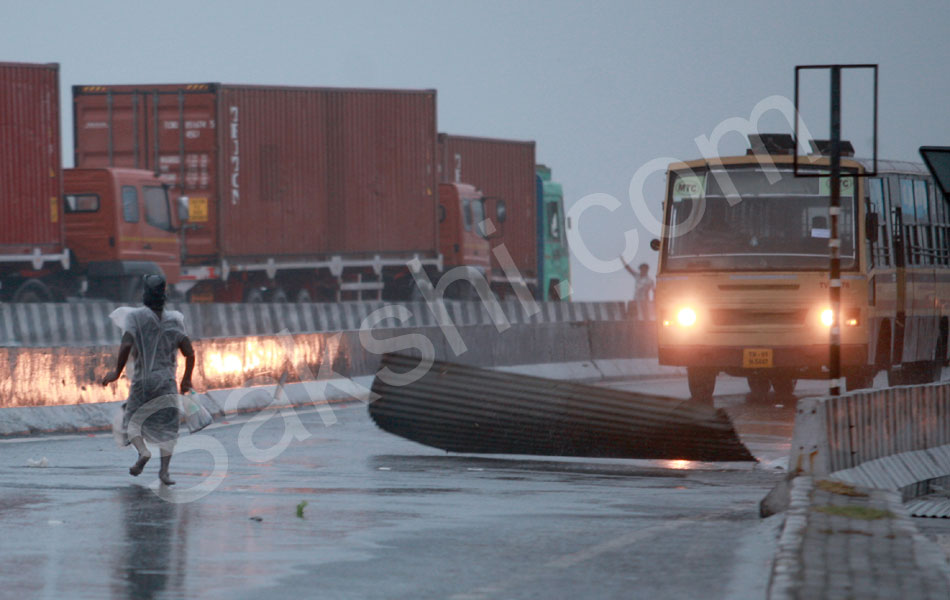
{"left": 623, "top": 262, "right": 655, "bottom": 321}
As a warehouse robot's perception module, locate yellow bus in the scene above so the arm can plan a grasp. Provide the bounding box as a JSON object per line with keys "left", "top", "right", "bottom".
{"left": 654, "top": 138, "right": 950, "bottom": 403}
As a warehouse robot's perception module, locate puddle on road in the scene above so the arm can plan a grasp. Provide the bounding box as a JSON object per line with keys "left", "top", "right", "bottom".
{"left": 368, "top": 455, "right": 695, "bottom": 478}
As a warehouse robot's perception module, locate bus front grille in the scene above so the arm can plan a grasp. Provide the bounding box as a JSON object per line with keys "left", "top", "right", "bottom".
{"left": 710, "top": 309, "right": 807, "bottom": 327}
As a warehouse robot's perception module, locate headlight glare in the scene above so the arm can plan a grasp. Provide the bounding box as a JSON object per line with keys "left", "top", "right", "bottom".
{"left": 676, "top": 307, "right": 697, "bottom": 327}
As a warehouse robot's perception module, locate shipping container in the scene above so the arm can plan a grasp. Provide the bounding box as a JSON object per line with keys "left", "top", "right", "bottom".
{"left": 0, "top": 62, "right": 65, "bottom": 264}
{"left": 438, "top": 134, "right": 537, "bottom": 294}
{"left": 73, "top": 83, "right": 440, "bottom": 300}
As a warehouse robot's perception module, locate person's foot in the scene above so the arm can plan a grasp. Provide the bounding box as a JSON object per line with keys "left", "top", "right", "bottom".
{"left": 158, "top": 471, "right": 175, "bottom": 486}
{"left": 129, "top": 453, "right": 150, "bottom": 476}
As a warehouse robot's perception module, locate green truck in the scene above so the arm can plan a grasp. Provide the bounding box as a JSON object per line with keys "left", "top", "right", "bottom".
{"left": 535, "top": 165, "right": 571, "bottom": 300}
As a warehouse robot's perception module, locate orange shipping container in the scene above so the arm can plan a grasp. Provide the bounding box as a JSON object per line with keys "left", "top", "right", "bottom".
{"left": 0, "top": 62, "right": 63, "bottom": 258}
{"left": 73, "top": 84, "right": 439, "bottom": 266}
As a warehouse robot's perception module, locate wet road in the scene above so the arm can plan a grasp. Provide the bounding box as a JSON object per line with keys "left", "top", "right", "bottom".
{"left": 0, "top": 376, "right": 820, "bottom": 599}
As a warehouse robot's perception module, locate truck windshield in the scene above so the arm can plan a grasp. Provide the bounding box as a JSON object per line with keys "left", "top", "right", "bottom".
{"left": 664, "top": 166, "right": 857, "bottom": 271}
{"left": 144, "top": 186, "right": 172, "bottom": 231}
{"left": 463, "top": 196, "right": 487, "bottom": 236}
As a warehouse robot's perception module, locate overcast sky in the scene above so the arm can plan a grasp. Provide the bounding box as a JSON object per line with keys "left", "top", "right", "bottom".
{"left": 3, "top": 0, "right": 949, "bottom": 300}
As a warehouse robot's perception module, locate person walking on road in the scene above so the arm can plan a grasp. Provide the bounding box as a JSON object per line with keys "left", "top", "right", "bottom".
{"left": 102, "top": 275, "right": 195, "bottom": 486}
{"left": 623, "top": 262, "right": 655, "bottom": 321}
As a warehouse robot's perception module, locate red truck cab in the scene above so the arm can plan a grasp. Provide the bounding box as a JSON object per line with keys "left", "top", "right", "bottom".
{"left": 438, "top": 182, "right": 492, "bottom": 280}
{"left": 63, "top": 168, "right": 181, "bottom": 300}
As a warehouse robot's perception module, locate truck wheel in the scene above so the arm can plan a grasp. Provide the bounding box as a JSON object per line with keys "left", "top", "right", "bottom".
{"left": 121, "top": 276, "right": 145, "bottom": 304}
{"left": 13, "top": 280, "right": 53, "bottom": 303}
{"left": 746, "top": 374, "right": 771, "bottom": 401}
{"left": 244, "top": 288, "right": 265, "bottom": 303}
{"left": 687, "top": 367, "right": 716, "bottom": 405}
{"left": 268, "top": 288, "right": 289, "bottom": 303}
{"left": 294, "top": 289, "right": 313, "bottom": 303}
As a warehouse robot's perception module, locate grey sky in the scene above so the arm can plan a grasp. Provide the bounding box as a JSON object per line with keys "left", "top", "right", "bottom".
{"left": 3, "top": 0, "right": 949, "bottom": 300}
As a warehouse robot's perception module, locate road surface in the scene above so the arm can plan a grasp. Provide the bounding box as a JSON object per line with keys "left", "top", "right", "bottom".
{"left": 3, "top": 371, "right": 941, "bottom": 599}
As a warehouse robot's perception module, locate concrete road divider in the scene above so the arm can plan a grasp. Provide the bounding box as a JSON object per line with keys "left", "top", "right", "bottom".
{"left": 0, "top": 319, "right": 675, "bottom": 436}
{"left": 0, "top": 301, "right": 632, "bottom": 347}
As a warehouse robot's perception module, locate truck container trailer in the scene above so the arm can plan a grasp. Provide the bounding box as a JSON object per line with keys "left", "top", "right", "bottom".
{"left": 1, "top": 63, "right": 173, "bottom": 302}
{"left": 0, "top": 62, "right": 68, "bottom": 301}
{"left": 73, "top": 83, "right": 484, "bottom": 302}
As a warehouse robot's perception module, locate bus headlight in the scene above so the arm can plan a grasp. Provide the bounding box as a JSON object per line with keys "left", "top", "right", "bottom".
{"left": 820, "top": 309, "right": 834, "bottom": 327}
{"left": 677, "top": 307, "right": 697, "bottom": 327}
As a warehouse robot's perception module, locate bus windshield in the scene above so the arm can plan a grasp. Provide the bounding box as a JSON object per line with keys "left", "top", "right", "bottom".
{"left": 663, "top": 166, "right": 857, "bottom": 271}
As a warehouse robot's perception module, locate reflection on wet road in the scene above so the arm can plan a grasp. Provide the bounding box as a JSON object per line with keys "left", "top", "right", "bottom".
{"left": 0, "top": 376, "right": 796, "bottom": 599}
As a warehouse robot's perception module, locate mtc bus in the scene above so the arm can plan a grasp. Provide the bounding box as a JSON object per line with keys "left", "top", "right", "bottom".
{"left": 654, "top": 137, "right": 950, "bottom": 403}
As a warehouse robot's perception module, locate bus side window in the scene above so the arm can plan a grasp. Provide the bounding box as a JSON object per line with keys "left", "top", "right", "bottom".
{"left": 935, "top": 184, "right": 949, "bottom": 265}
{"left": 918, "top": 180, "right": 936, "bottom": 265}
{"left": 900, "top": 179, "right": 916, "bottom": 220}
{"left": 899, "top": 179, "right": 921, "bottom": 264}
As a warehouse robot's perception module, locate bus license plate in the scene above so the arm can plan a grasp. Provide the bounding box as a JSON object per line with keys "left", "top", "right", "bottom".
{"left": 743, "top": 348, "right": 773, "bottom": 368}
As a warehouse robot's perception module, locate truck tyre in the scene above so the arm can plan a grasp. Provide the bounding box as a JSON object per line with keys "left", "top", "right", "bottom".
{"left": 268, "top": 288, "right": 289, "bottom": 303}
{"left": 13, "top": 280, "right": 53, "bottom": 303}
{"left": 244, "top": 288, "right": 265, "bottom": 303}
{"left": 294, "top": 289, "right": 313, "bottom": 303}
{"left": 687, "top": 367, "right": 716, "bottom": 405}
{"left": 121, "top": 276, "right": 145, "bottom": 304}
{"left": 746, "top": 374, "right": 771, "bottom": 401}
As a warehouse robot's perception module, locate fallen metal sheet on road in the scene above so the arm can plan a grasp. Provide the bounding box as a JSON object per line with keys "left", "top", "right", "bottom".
{"left": 906, "top": 498, "right": 950, "bottom": 518}
{"left": 368, "top": 353, "right": 755, "bottom": 462}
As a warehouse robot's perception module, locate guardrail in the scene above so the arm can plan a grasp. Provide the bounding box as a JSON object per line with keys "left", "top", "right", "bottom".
{"left": 761, "top": 380, "right": 950, "bottom": 518}
{"left": 0, "top": 301, "right": 631, "bottom": 347}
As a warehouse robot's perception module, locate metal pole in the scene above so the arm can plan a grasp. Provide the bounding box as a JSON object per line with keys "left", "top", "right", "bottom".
{"left": 829, "top": 66, "right": 842, "bottom": 396}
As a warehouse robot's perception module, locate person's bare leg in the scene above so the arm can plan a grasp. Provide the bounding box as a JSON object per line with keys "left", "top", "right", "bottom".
{"left": 158, "top": 448, "right": 175, "bottom": 486}
{"left": 129, "top": 437, "right": 151, "bottom": 476}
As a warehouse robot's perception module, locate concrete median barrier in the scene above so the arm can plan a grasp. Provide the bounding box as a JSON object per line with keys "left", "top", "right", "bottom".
{"left": 0, "top": 301, "right": 632, "bottom": 347}
{"left": 0, "top": 318, "right": 672, "bottom": 436}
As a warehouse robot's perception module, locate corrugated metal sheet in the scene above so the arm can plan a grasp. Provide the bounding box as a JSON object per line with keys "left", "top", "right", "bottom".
{"left": 906, "top": 498, "right": 950, "bottom": 518}
{"left": 438, "top": 135, "right": 537, "bottom": 279}
{"left": 73, "top": 83, "right": 438, "bottom": 263}
{"left": 0, "top": 62, "right": 63, "bottom": 254}
{"left": 369, "top": 353, "right": 755, "bottom": 461}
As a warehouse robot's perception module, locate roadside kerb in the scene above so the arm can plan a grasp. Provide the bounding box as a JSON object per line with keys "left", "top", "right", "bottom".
{"left": 766, "top": 382, "right": 950, "bottom": 599}
{"left": 768, "top": 476, "right": 950, "bottom": 600}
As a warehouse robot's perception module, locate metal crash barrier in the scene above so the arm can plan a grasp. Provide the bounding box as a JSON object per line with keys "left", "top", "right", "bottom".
{"left": 369, "top": 353, "right": 755, "bottom": 462}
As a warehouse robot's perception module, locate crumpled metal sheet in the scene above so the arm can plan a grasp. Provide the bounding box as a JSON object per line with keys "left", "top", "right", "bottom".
{"left": 368, "top": 353, "right": 755, "bottom": 462}
{"left": 907, "top": 499, "right": 950, "bottom": 518}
